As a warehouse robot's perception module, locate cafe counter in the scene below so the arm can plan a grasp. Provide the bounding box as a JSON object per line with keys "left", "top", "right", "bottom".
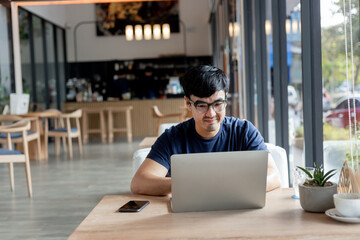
{"left": 63, "top": 99, "right": 185, "bottom": 138}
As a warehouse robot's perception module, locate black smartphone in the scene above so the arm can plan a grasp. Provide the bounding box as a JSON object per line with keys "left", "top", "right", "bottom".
{"left": 118, "top": 200, "right": 150, "bottom": 212}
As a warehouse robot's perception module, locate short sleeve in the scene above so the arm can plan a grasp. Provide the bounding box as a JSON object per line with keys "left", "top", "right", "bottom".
{"left": 243, "top": 120, "right": 268, "bottom": 151}
{"left": 146, "top": 131, "right": 172, "bottom": 170}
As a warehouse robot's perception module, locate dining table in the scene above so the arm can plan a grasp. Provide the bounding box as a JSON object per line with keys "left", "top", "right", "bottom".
{"left": 68, "top": 188, "right": 360, "bottom": 240}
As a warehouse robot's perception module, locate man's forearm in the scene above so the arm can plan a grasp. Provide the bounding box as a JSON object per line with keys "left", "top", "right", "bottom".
{"left": 266, "top": 172, "right": 281, "bottom": 192}
{"left": 131, "top": 174, "right": 171, "bottom": 196}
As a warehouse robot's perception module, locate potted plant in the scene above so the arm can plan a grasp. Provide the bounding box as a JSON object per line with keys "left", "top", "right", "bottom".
{"left": 297, "top": 164, "right": 337, "bottom": 213}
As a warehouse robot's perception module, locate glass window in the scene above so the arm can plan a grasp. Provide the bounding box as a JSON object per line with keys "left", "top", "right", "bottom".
{"left": 321, "top": 0, "right": 360, "bottom": 183}
{"left": 33, "top": 16, "right": 46, "bottom": 110}
{"left": 0, "top": 6, "right": 12, "bottom": 109}
{"left": 45, "top": 22, "right": 57, "bottom": 109}
{"left": 56, "top": 27, "right": 66, "bottom": 106}
{"left": 287, "top": 1, "right": 303, "bottom": 183}
{"left": 19, "top": 8, "right": 32, "bottom": 100}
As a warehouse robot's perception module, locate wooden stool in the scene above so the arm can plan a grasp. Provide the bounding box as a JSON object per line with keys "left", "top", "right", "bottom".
{"left": 82, "top": 108, "right": 106, "bottom": 144}
{"left": 106, "top": 106, "right": 133, "bottom": 143}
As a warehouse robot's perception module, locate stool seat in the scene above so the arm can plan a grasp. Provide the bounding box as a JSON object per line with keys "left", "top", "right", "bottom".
{"left": 106, "top": 106, "right": 133, "bottom": 143}
{"left": 82, "top": 108, "right": 106, "bottom": 144}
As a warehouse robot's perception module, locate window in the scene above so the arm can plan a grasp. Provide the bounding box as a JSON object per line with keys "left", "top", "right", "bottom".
{"left": 0, "top": 5, "right": 13, "bottom": 109}
{"left": 18, "top": 7, "right": 67, "bottom": 110}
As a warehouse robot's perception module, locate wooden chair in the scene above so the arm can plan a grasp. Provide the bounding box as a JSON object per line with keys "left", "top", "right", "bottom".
{"left": 45, "top": 109, "right": 83, "bottom": 159}
{"left": 106, "top": 106, "right": 133, "bottom": 143}
{"left": 82, "top": 108, "right": 106, "bottom": 144}
{"left": 152, "top": 105, "right": 183, "bottom": 136}
{"left": 0, "top": 115, "right": 41, "bottom": 160}
{"left": 0, "top": 119, "right": 32, "bottom": 197}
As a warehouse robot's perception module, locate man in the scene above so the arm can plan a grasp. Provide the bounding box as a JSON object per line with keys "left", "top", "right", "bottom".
{"left": 131, "top": 65, "right": 281, "bottom": 196}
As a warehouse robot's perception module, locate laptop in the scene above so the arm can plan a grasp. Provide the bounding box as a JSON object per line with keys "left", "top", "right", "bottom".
{"left": 170, "top": 150, "right": 268, "bottom": 213}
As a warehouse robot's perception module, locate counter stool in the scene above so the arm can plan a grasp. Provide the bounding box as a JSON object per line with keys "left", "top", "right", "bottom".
{"left": 82, "top": 108, "right": 106, "bottom": 144}
{"left": 106, "top": 106, "right": 133, "bottom": 143}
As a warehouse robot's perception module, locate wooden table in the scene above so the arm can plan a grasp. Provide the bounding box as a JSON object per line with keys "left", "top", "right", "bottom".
{"left": 68, "top": 189, "right": 360, "bottom": 239}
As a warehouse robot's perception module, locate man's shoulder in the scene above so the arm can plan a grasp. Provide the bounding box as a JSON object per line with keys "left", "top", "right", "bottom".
{"left": 162, "top": 118, "right": 193, "bottom": 136}
{"left": 222, "top": 117, "right": 259, "bottom": 134}
{"left": 223, "top": 116, "right": 248, "bottom": 127}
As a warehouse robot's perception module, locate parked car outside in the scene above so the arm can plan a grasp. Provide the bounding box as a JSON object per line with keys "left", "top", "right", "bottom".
{"left": 325, "top": 95, "right": 360, "bottom": 128}
{"left": 323, "top": 89, "right": 331, "bottom": 112}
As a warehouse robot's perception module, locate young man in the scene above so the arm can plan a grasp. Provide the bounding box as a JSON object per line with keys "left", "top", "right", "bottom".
{"left": 131, "top": 65, "right": 281, "bottom": 195}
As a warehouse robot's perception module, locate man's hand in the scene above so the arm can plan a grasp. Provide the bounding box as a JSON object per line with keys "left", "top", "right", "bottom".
{"left": 266, "top": 154, "right": 282, "bottom": 192}
{"left": 131, "top": 158, "right": 171, "bottom": 196}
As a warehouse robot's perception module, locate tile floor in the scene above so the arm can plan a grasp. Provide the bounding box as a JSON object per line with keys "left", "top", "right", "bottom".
{"left": 0, "top": 138, "right": 141, "bottom": 240}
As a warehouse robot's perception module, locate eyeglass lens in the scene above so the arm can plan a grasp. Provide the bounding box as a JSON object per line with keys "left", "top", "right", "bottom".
{"left": 195, "top": 101, "right": 226, "bottom": 113}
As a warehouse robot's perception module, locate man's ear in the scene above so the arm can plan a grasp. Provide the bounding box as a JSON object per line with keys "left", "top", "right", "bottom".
{"left": 184, "top": 96, "right": 192, "bottom": 111}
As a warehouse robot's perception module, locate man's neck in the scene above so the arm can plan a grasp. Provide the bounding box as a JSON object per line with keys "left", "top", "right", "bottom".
{"left": 195, "top": 125, "right": 221, "bottom": 139}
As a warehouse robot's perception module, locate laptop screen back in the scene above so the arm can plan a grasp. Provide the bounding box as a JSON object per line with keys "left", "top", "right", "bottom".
{"left": 171, "top": 150, "right": 268, "bottom": 212}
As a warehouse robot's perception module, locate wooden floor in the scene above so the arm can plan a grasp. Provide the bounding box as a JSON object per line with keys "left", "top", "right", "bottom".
{"left": 0, "top": 138, "right": 142, "bottom": 240}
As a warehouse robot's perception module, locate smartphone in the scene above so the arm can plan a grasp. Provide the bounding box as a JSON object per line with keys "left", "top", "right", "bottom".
{"left": 118, "top": 200, "right": 150, "bottom": 212}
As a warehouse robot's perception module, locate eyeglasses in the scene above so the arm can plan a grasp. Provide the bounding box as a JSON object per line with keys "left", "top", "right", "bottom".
{"left": 188, "top": 98, "right": 228, "bottom": 114}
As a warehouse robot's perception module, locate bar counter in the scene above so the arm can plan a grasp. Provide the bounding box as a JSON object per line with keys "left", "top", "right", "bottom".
{"left": 63, "top": 99, "right": 185, "bottom": 138}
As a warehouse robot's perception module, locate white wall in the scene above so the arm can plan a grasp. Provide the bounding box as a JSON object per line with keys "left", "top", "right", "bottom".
{"left": 22, "top": 1, "right": 212, "bottom": 62}
{"left": 64, "top": 0, "right": 212, "bottom": 62}
{"left": 23, "top": 5, "right": 67, "bottom": 27}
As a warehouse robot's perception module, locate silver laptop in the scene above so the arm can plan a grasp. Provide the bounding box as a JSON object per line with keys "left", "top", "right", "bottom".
{"left": 171, "top": 151, "right": 268, "bottom": 213}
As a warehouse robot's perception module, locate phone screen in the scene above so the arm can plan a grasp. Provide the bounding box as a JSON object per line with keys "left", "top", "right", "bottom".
{"left": 118, "top": 200, "right": 150, "bottom": 212}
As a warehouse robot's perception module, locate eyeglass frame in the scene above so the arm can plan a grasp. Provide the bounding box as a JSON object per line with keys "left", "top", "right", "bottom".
{"left": 187, "top": 96, "right": 228, "bottom": 114}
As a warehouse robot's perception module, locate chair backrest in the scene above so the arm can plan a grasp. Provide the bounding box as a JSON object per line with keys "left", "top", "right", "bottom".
{"left": 158, "top": 123, "right": 178, "bottom": 136}
{"left": 132, "top": 142, "right": 290, "bottom": 188}
{"left": 265, "top": 143, "right": 289, "bottom": 188}
{"left": 61, "top": 109, "right": 82, "bottom": 118}
{"left": 0, "top": 119, "right": 31, "bottom": 145}
{"left": 0, "top": 114, "right": 23, "bottom": 125}
{"left": 152, "top": 106, "right": 163, "bottom": 118}
{"left": 2, "top": 105, "right": 9, "bottom": 115}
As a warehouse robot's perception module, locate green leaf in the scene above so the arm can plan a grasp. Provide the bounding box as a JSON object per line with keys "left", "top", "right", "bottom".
{"left": 323, "top": 169, "right": 336, "bottom": 180}
{"left": 297, "top": 166, "right": 313, "bottom": 179}
{"left": 321, "top": 173, "right": 337, "bottom": 186}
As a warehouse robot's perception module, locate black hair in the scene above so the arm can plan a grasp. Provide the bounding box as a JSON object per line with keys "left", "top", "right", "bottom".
{"left": 181, "top": 65, "right": 229, "bottom": 99}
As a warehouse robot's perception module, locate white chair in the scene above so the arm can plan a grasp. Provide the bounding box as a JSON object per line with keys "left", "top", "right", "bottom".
{"left": 132, "top": 142, "right": 289, "bottom": 188}
{"left": 0, "top": 119, "right": 32, "bottom": 197}
{"left": 158, "top": 123, "right": 178, "bottom": 136}
{"left": 265, "top": 143, "right": 289, "bottom": 188}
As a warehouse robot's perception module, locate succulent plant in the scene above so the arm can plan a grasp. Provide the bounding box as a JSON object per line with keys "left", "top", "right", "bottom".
{"left": 297, "top": 164, "right": 336, "bottom": 187}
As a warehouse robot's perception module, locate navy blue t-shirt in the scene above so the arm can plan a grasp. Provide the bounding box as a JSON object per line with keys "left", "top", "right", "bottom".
{"left": 146, "top": 116, "right": 267, "bottom": 176}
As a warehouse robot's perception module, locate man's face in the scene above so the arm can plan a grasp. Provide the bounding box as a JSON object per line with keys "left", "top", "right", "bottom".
{"left": 185, "top": 90, "right": 227, "bottom": 139}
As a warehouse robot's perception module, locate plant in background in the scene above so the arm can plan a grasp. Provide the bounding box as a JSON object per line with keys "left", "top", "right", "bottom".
{"left": 297, "top": 164, "right": 336, "bottom": 187}
{"left": 295, "top": 125, "right": 304, "bottom": 138}
{"left": 322, "top": 122, "right": 351, "bottom": 141}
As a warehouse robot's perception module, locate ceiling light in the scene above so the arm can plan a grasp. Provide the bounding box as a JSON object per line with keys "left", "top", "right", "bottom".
{"left": 153, "top": 24, "right": 161, "bottom": 40}
{"left": 144, "top": 24, "right": 152, "bottom": 40}
{"left": 135, "top": 25, "right": 143, "bottom": 40}
{"left": 162, "top": 23, "right": 170, "bottom": 39}
{"left": 125, "top": 25, "right": 133, "bottom": 41}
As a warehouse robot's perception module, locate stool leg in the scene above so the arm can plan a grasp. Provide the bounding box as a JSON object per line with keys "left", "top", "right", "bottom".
{"left": 55, "top": 137, "right": 60, "bottom": 155}
{"left": 108, "top": 110, "right": 114, "bottom": 143}
{"left": 126, "top": 109, "right": 132, "bottom": 143}
{"left": 83, "top": 112, "right": 88, "bottom": 144}
{"left": 9, "top": 162, "right": 14, "bottom": 191}
{"left": 68, "top": 136, "right": 73, "bottom": 159}
{"left": 100, "top": 111, "right": 106, "bottom": 143}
